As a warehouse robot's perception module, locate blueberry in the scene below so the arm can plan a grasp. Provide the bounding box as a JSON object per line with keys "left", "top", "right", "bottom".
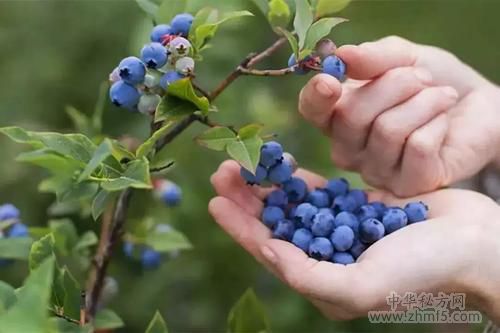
{"left": 318, "top": 208, "right": 335, "bottom": 216}
{"left": 118, "top": 56, "right": 146, "bottom": 85}
{"left": 0, "top": 204, "right": 20, "bottom": 221}
{"left": 109, "top": 81, "right": 141, "bottom": 110}
{"left": 404, "top": 201, "right": 429, "bottom": 223}
{"left": 287, "top": 54, "right": 309, "bottom": 75}
{"left": 260, "top": 141, "right": 283, "bottom": 167}
{"left": 141, "top": 43, "right": 168, "bottom": 69}
{"left": 160, "top": 71, "right": 184, "bottom": 89}
{"left": 151, "top": 24, "right": 172, "bottom": 43}
{"left": 138, "top": 94, "right": 161, "bottom": 114}
{"left": 349, "top": 239, "right": 368, "bottom": 259}
{"left": 348, "top": 189, "right": 368, "bottom": 208}
{"left": 268, "top": 159, "right": 293, "bottom": 184}
{"left": 331, "top": 252, "right": 355, "bottom": 265}
{"left": 311, "top": 211, "right": 335, "bottom": 237}
{"left": 7, "top": 223, "right": 29, "bottom": 238}
{"left": 359, "top": 218, "right": 385, "bottom": 243}
{"left": 170, "top": 13, "right": 194, "bottom": 37}
{"left": 325, "top": 178, "right": 349, "bottom": 198}
{"left": 240, "top": 165, "right": 267, "bottom": 185}
{"left": 306, "top": 189, "right": 331, "bottom": 208}
{"left": 382, "top": 208, "right": 408, "bottom": 234}
{"left": 308, "top": 237, "right": 334, "bottom": 261}
{"left": 272, "top": 219, "right": 295, "bottom": 241}
{"left": 370, "top": 201, "right": 387, "bottom": 219}
{"left": 168, "top": 37, "right": 191, "bottom": 57}
{"left": 292, "top": 228, "right": 313, "bottom": 252}
{"left": 333, "top": 211, "right": 359, "bottom": 236}
{"left": 356, "top": 204, "right": 379, "bottom": 222}
{"left": 330, "top": 225, "right": 354, "bottom": 251}
{"left": 282, "top": 153, "right": 298, "bottom": 173}
{"left": 333, "top": 194, "right": 358, "bottom": 213}
{"left": 261, "top": 206, "right": 285, "bottom": 229}
{"left": 266, "top": 189, "right": 288, "bottom": 208}
{"left": 283, "top": 177, "right": 308, "bottom": 203}
{"left": 175, "top": 57, "right": 195, "bottom": 75}
{"left": 141, "top": 248, "right": 162, "bottom": 269}
{"left": 123, "top": 242, "right": 134, "bottom": 258}
{"left": 292, "top": 203, "right": 318, "bottom": 229}
{"left": 322, "top": 55, "right": 346, "bottom": 81}
{"left": 287, "top": 206, "right": 297, "bottom": 219}
{"left": 160, "top": 182, "right": 182, "bottom": 206}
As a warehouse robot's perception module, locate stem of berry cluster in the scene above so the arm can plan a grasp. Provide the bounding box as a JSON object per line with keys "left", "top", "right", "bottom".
{"left": 85, "top": 35, "right": 288, "bottom": 322}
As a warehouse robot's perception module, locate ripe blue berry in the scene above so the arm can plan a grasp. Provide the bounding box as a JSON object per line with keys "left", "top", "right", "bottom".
{"left": 282, "top": 153, "right": 298, "bottom": 173}
{"left": 306, "top": 189, "right": 331, "bottom": 208}
{"left": 141, "top": 43, "right": 168, "bottom": 69}
{"left": 109, "top": 81, "right": 141, "bottom": 110}
{"left": 170, "top": 13, "right": 194, "bottom": 37}
{"left": 331, "top": 252, "right": 355, "bottom": 265}
{"left": 260, "top": 141, "right": 283, "bottom": 167}
{"left": 322, "top": 55, "right": 346, "bottom": 81}
{"left": 292, "top": 228, "right": 313, "bottom": 252}
{"left": 287, "top": 54, "right": 309, "bottom": 75}
{"left": 356, "top": 204, "right": 379, "bottom": 222}
{"left": 370, "top": 201, "right": 387, "bottom": 219}
{"left": 334, "top": 211, "right": 359, "bottom": 231}
{"left": 268, "top": 159, "right": 293, "bottom": 184}
{"left": 138, "top": 94, "right": 161, "bottom": 114}
{"left": 350, "top": 239, "right": 368, "bottom": 259}
{"left": 169, "top": 37, "right": 191, "bottom": 57}
{"left": 325, "top": 178, "right": 349, "bottom": 198}
{"left": 175, "top": 57, "right": 195, "bottom": 75}
{"left": 266, "top": 189, "right": 288, "bottom": 208}
{"left": 118, "top": 56, "right": 146, "bottom": 85}
{"left": 404, "top": 201, "right": 429, "bottom": 223}
{"left": 308, "top": 237, "right": 334, "bottom": 261}
{"left": 330, "top": 225, "right": 354, "bottom": 251}
{"left": 151, "top": 24, "right": 172, "bottom": 43}
{"left": 318, "top": 208, "right": 335, "bottom": 216}
{"left": 359, "top": 218, "right": 385, "bottom": 243}
{"left": 283, "top": 177, "right": 308, "bottom": 203}
{"left": 292, "top": 203, "right": 318, "bottom": 229}
{"left": 240, "top": 165, "right": 267, "bottom": 185}
{"left": 311, "top": 211, "right": 335, "bottom": 237}
{"left": 160, "top": 71, "right": 184, "bottom": 89}
{"left": 272, "top": 219, "right": 295, "bottom": 241}
{"left": 348, "top": 189, "right": 368, "bottom": 208}
{"left": 141, "top": 248, "right": 161, "bottom": 269}
{"left": 159, "top": 181, "right": 182, "bottom": 206}
{"left": 8, "top": 223, "right": 29, "bottom": 238}
{"left": 261, "top": 206, "right": 285, "bottom": 229}
{"left": 382, "top": 208, "right": 408, "bottom": 234}
{"left": 332, "top": 194, "right": 358, "bottom": 213}
{"left": 0, "top": 204, "right": 20, "bottom": 221}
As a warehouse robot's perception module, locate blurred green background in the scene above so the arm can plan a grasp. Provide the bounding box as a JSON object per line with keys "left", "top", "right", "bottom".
{"left": 0, "top": 0, "right": 499, "bottom": 332}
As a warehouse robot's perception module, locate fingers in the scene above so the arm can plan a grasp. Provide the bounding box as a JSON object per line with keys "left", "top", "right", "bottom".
{"left": 361, "top": 87, "right": 458, "bottom": 187}
{"left": 337, "top": 36, "right": 418, "bottom": 80}
{"left": 298, "top": 74, "right": 342, "bottom": 132}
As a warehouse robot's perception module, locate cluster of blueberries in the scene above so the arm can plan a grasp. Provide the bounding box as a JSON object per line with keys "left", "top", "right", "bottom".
{"left": 122, "top": 179, "right": 182, "bottom": 269}
{"left": 240, "top": 142, "right": 429, "bottom": 265}
{"left": 109, "top": 13, "right": 195, "bottom": 113}
{"left": 0, "top": 204, "right": 30, "bottom": 267}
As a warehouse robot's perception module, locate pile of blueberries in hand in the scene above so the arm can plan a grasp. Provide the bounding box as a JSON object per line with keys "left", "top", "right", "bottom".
{"left": 240, "top": 142, "right": 429, "bottom": 265}
{"left": 109, "top": 13, "right": 194, "bottom": 113}
{"left": 0, "top": 204, "right": 30, "bottom": 267}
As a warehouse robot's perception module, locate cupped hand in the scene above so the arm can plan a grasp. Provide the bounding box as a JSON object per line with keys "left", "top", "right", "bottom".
{"left": 209, "top": 160, "right": 500, "bottom": 322}
{"left": 299, "top": 36, "right": 500, "bottom": 196}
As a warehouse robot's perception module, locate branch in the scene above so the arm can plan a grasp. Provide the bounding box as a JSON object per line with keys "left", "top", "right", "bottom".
{"left": 50, "top": 308, "right": 80, "bottom": 326}
{"left": 238, "top": 66, "right": 296, "bottom": 76}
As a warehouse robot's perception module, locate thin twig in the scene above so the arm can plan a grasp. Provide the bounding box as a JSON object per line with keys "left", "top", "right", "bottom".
{"left": 192, "top": 80, "right": 210, "bottom": 98}
{"left": 238, "top": 66, "right": 296, "bottom": 76}
{"left": 150, "top": 161, "right": 175, "bottom": 173}
{"left": 246, "top": 37, "right": 287, "bottom": 68}
{"left": 50, "top": 308, "right": 80, "bottom": 325}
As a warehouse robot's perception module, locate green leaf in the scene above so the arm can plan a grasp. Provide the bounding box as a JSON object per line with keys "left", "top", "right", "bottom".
{"left": 110, "top": 140, "right": 136, "bottom": 163}
{"left": 294, "top": 0, "right": 314, "bottom": 48}
{"left": 303, "top": 17, "right": 348, "bottom": 50}
{"left": 50, "top": 318, "right": 93, "bottom": 333}
{"left": 29, "top": 132, "right": 96, "bottom": 163}
{"left": 156, "top": 0, "right": 187, "bottom": 24}
{"left": 136, "top": 122, "right": 174, "bottom": 158}
{"left": 226, "top": 136, "right": 263, "bottom": 174}
{"left": 238, "top": 124, "right": 263, "bottom": 140}
{"left": 315, "top": 0, "right": 351, "bottom": 18}
{"left": 94, "top": 309, "right": 125, "bottom": 330}
{"left": 167, "top": 78, "right": 210, "bottom": 114}
{"left": 251, "top": 0, "right": 269, "bottom": 16}
{"left": 49, "top": 219, "right": 79, "bottom": 256}
{"left": 267, "top": 0, "right": 291, "bottom": 30}
{"left": 0, "top": 126, "right": 43, "bottom": 148}
{"left": 135, "top": 0, "right": 161, "bottom": 17}
{"left": 91, "top": 189, "right": 117, "bottom": 221}
{"left": 227, "top": 289, "right": 271, "bottom": 333}
{"left": 156, "top": 96, "right": 198, "bottom": 122}
{"left": 59, "top": 181, "right": 99, "bottom": 203}
{"left": 145, "top": 311, "right": 168, "bottom": 333}
{"left": 29, "top": 233, "right": 55, "bottom": 271}
{"left": 0, "top": 282, "right": 16, "bottom": 314}
{"left": 0, "top": 257, "right": 55, "bottom": 333}
{"left": 73, "top": 231, "right": 98, "bottom": 252}
{"left": 65, "top": 106, "right": 91, "bottom": 136}
{"left": 0, "top": 237, "right": 33, "bottom": 260}
{"left": 101, "top": 158, "right": 152, "bottom": 191}
{"left": 195, "top": 126, "right": 237, "bottom": 152}
{"left": 16, "top": 149, "right": 83, "bottom": 176}
{"left": 52, "top": 267, "right": 81, "bottom": 320}
{"left": 78, "top": 139, "right": 113, "bottom": 182}
{"left": 189, "top": 7, "right": 219, "bottom": 41}
{"left": 145, "top": 227, "right": 192, "bottom": 253}
{"left": 276, "top": 27, "right": 299, "bottom": 59}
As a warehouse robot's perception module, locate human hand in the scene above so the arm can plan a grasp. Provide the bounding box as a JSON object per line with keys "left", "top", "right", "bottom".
{"left": 299, "top": 36, "right": 500, "bottom": 196}
{"left": 209, "top": 160, "right": 500, "bottom": 322}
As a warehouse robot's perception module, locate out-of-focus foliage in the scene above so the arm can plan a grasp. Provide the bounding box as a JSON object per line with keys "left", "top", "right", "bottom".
{"left": 0, "top": 0, "right": 498, "bottom": 331}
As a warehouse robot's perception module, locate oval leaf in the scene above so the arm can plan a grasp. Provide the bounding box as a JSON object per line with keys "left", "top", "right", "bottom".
{"left": 78, "top": 139, "right": 113, "bottom": 182}
{"left": 294, "top": 0, "right": 313, "bottom": 48}
{"left": 136, "top": 122, "right": 174, "bottom": 158}
{"left": 316, "top": 0, "right": 351, "bottom": 18}
{"left": 267, "top": 0, "right": 291, "bottom": 30}
{"left": 227, "top": 289, "right": 271, "bottom": 333}
{"left": 195, "top": 126, "right": 237, "bottom": 152}
{"left": 226, "top": 136, "right": 263, "bottom": 174}
{"left": 166, "top": 78, "right": 210, "bottom": 114}
{"left": 303, "top": 17, "right": 348, "bottom": 50}
{"left": 145, "top": 311, "right": 169, "bottom": 333}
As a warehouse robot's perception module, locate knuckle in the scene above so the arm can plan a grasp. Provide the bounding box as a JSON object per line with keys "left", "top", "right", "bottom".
{"left": 373, "top": 115, "right": 404, "bottom": 143}
{"left": 407, "top": 131, "right": 435, "bottom": 158}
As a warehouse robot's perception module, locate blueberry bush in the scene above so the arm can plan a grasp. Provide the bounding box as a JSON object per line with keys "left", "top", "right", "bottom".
{"left": 0, "top": 0, "right": 355, "bottom": 332}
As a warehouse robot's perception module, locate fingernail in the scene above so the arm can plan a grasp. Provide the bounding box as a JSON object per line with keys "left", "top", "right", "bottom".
{"left": 414, "top": 68, "right": 433, "bottom": 84}
{"left": 442, "top": 86, "right": 459, "bottom": 99}
{"left": 261, "top": 246, "right": 277, "bottom": 264}
{"left": 315, "top": 80, "right": 334, "bottom": 98}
